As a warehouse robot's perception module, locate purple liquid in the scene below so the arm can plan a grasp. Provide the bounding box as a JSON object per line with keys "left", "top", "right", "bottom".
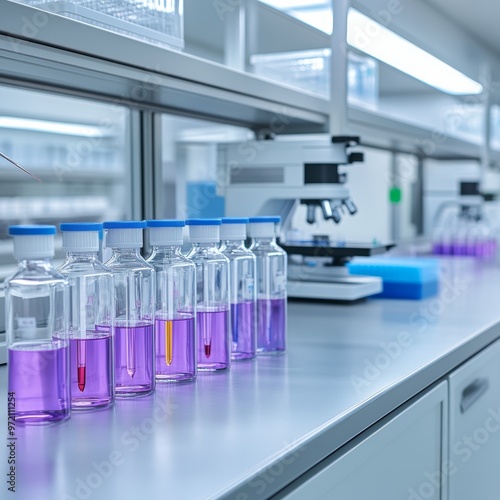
{"left": 441, "top": 242, "right": 452, "bottom": 255}
{"left": 115, "top": 324, "right": 154, "bottom": 397}
{"left": 68, "top": 332, "right": 113, "bottom": 410}
{"left": 436, "top": 240, "right": 497, "bottom": 258}
{"left": 432, "top": 243, "right": 443, "bottom": 255}
{"left": 197, "top": 309, "right": 230, "bottom": 371}
{"left": 155, "top": 316, "right": 196, "bottom": 382}
{"left": 257, "top": 298, "right": 287, "bottom": 354}
{"left": 452, "top": 242, "right": 468, "bottom": 256}
{"left": 8, "top": 341, "right": 70, "bottom": 424}
{"left": 231, "top": 301, "right": 256, "bottom": 361}
{"left": 477, "top": 239, "right": 497, "bottom": 259}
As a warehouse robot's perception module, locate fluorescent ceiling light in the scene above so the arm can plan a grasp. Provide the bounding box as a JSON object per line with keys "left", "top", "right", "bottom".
{"left": 0, "top": 117, "right": 106, "bottom": 137}
{"left": 347, "top": 9, "right": 483, "bottom": 95}
{"left": 176, "top": 127, "right": 253, "bottom": 143}
{"left": 259, "top": 0, "right": 333, "bottom": 33}
{"left": 259, "top": 0, "right": 327, "bottom": 10}
{"left": 258, "top": 1, "right": 482, "bottom": 95}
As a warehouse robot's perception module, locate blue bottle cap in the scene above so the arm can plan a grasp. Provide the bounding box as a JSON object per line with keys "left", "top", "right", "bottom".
{"left": 220, "top": 217, "right": 250, "bottom": 224}
{"left": 60, "top": 222, "right": 103, "bottom": 232}
{"left": 8, "top": 225, "right": 56, "bottom": 236}
{"left": 103, "top": 221, "right": 147, "bottom": 229}
{"left": 185, "top": 218, "right": 222, "bottom": 226}
{"left": 146, "top": 219, "right": 185, "bottom": 228}
{"left": 248, "top": 216, "right": 281, "bottom": 223}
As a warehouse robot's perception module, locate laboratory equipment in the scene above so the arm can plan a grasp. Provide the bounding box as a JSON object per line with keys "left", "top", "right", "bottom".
{"left": 220, "top": 217, "right": 257, "bottom": 361}
{"left": 15, "top": 0, "right": 184, "bottom": 50}
{"left": 222, "top": 136, "right": 389, "bottom": 301}
{"left": 59, "top": 222, "right": 114, "bottom": 410}
{"left": 5, "top": 225, "right": 70, "bottom": 423}
{"left": 348, "top": 257, "right": 440, "bottom": 300}
{"left": 186, "top": 219, "right": 230, "bottom": 371}
{"left": 103, "top": 221, "right": 155, "bottom": 397}
{"left": 432, "top": 182, "right": 497, "bottom": 258}
{"left": 146, "top": 219, "right": 196, "bottom": 383}
{"left": 248, "top": 217, "right": 287, "bottom": 354}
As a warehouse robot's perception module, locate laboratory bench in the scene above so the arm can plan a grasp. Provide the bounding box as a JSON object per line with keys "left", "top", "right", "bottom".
{"left": 2, "top": 257, "right": 500, "bottom": 499}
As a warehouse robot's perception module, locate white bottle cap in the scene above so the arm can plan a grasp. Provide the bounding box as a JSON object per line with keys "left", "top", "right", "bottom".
{"left": 186, "top": 219, "right": 221, "bottom": 243}
{"left": 8, "top": 225, "right": 55, "bottom": 260}
{"left": 60, "top": 222, "right": 101, "bottom": 252}
{"left": 248, "top": 216, "right": 280, "bottom": 238}
{"left": 147, "top": 220, "right": 184, "bottom": 246}
{"left": 103, "top": 221, "right": 146, "bottom": 248}
{"left": 220, "top": 218, "right": 249, "bottom": 240}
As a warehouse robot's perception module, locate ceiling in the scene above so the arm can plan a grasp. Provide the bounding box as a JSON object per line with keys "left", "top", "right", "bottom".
{"left": 424, "top": 0, "right": 500, "bottom": 56}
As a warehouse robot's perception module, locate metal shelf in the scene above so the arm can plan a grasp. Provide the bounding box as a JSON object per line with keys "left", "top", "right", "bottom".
{"left": 0, "top": 1, "right": 328, "bottom": 133}
{"left": 0, "top": 1, "right": 495, "bottom": 159}
{"left": 348, "top": 105, "right": 495, "bottom": 161}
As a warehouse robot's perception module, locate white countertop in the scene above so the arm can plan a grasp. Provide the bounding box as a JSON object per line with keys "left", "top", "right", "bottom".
{"left": 1, "top": 257, "right": 500, "bottom": 500}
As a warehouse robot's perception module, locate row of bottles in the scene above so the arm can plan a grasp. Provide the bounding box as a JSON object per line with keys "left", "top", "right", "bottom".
{"left": 5, "top": 216, "right": 287, "bottom": 424}
{"left": 432, "top": 206, "right": 497, "bottom": 258}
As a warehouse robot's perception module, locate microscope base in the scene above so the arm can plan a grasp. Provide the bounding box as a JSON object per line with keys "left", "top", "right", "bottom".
{"left": 287, "top": 275, "right": 382, "bottom": 301}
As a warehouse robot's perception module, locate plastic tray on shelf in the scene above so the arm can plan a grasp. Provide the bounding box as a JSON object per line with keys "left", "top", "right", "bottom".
{"left": 13, "top": 0, "right": 184, "bottom": 49}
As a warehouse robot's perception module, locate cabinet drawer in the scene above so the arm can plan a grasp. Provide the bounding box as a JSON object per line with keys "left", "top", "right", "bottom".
{"left": 448, "top": 339, "right": 500, "bottom": 500}
{"left": 278, "top": 382, "right": 448, "bottom": 500}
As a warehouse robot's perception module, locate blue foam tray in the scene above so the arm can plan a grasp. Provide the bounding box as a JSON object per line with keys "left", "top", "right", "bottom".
{"left": 347, "top": 257, "right": 440, "bottom": 299}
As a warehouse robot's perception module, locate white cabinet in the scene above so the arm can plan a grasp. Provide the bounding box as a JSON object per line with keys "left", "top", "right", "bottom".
{"left": 281, "top": 382, "right": 448, "bottom": 500}
{"left": 448, "top": 339, "right": 500, "bottom": 500}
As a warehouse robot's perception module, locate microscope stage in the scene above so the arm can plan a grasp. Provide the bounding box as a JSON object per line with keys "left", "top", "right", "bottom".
{"left": 283, "top": 241, "right": 393, "bottom": 301}
{"left": 280, "top": 241, "right": 394, "bottom": 258}
{"left": 288, "top": 275, "right": 382, "bottom": 301}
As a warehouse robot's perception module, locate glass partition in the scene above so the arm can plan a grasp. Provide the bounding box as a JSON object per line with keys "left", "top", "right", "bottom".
{"left": 159, "top": 114, "right": 253, "bottom": 221}
{"left": 0, "top": 85, "right": 131, "bottom": 277}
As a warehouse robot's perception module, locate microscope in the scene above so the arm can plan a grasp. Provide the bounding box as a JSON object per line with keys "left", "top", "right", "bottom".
{"left": 221, "top": 135, "right": 392, "bottom": 301}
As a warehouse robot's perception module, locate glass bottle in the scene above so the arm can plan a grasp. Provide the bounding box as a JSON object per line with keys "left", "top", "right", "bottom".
{"left": 58, "top": 222, "right": 114, "bottom": 410}
{"left": 248, "top": 216, "right": 287, "bottom": 354}
{"left": 220, "top": 217, "right": 256, "bottom": 361}
{"left": 186, "top": 219, "right": 230, "bottom": 371}
{"left": 103, "top": 221, "right": 155, "bottom": 397}
{"left": 146, "top": 219, "right": 196, "bottom": 383}
{"left": 6, "top": 225, "right": 70, "bottom": 423}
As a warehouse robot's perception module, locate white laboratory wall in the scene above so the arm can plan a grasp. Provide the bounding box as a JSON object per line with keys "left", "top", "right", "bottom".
{"left": 291, "top": 146, "right": 392, "bottom": 243}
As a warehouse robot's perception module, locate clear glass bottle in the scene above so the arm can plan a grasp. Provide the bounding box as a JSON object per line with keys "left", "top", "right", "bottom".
{"left": 103, "top": 221, "right": 155, "bottom": 397}
{"left": 146, "top": 220, "right": 196, "bottom": 383}
{"left": 220, "top": 218, "right": 256, "bottom": 361}
{"left": 248, "top": 216, "right": 287, "bottom": 354}
{"left": 5, "top": 225, "right": 70, "bottom": 424}
{"left": 58, "top": 223, "right": 115, "bottom": 410}
{"left": 186, "top": 219, "right": 230, "bottom": 371}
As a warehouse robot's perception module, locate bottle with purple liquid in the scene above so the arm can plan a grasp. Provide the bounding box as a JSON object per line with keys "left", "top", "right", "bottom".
{"left": 58, "top": 223, "right": 115, "bottom": 411}
{"left": 146, "top": 219, "right": 197, "bottom": 383}
{"left": 248, "top": 216, "right": 287, "bottom": 354}
{"left": 104, "top": 221, "right": 155, "bottom": 397}
{"left": 220, "top": 218, "right": 257, "bottom": 361}
{"left": 6, "top": 225, "right": 70, "bottom": 424}
{"left": 186, "top": 219, "right": 230, "bottom": 372}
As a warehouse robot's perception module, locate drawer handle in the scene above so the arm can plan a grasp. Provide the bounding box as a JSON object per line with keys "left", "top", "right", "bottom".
{"left": 460, "top": 378, "right": 489, "bottom": 414}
